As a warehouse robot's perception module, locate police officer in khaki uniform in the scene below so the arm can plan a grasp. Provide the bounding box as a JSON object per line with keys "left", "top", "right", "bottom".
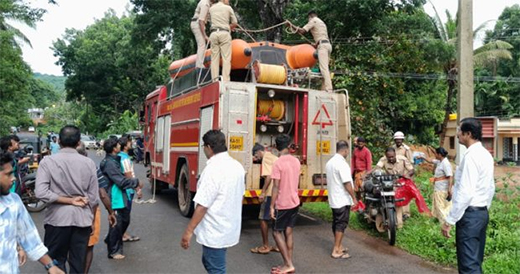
{"left": 373, "top": 147, "right": 414, "bottom": 228}
{"left": 392, "top": 131, "right": 413, "bottom": 162}
{"left": 191, "top": 0, "right": 211, "bottom": 69}
{"left": 392, "top": 131, "right": 414, "bottom": 219}
{"left": 208, "top": 0, "right": 237, "bottom": 81}
{"left": 294, "top": 11, "right": 333, "bottom": 92}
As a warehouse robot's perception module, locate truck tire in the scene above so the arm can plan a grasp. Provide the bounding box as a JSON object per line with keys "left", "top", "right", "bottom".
{"left": 177, "top": 164, "right": 194, "bottom": 217}
{"left": 386, "top": 208, "right": 397, "bottom": 246}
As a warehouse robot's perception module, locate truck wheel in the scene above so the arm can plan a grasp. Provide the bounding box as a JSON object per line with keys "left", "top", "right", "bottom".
{"left": 386, "top": 208, "right": 397, "bottom": 246}
{"left": 177, "top": 164, "right": 194, "bottom": 217}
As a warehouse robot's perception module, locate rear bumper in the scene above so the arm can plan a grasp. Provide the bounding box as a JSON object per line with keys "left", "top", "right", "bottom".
{"left": 243, "top": 189, "right": 328, "bottom": 204}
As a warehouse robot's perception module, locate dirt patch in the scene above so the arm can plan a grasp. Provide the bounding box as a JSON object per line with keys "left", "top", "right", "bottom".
{"left": 494, "top": 165, "right": 520, "bottom": 186}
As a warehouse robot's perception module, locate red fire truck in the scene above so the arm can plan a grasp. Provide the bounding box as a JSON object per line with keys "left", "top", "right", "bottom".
{"left": 142, "top": 39, "right": 351, "bottom": 216}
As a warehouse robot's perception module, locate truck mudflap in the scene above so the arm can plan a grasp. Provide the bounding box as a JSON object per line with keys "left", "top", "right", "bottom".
{"left": 243, "top": 189, "right": 329, "bottom": 204}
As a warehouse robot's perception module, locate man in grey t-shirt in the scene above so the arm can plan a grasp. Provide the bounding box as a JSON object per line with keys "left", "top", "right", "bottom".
{"left": 36, "top": 126, "right": 99, "bottom": 273}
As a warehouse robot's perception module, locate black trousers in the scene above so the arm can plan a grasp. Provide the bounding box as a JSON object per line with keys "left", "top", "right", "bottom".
{"left": 455, "top": 207, "right": 489, "bottom": 274}
{"left": 106, "top": 208, "right": 131, "bottom": 256}
{"left": 44, "top": 225, "right": 92, "bottom": 274}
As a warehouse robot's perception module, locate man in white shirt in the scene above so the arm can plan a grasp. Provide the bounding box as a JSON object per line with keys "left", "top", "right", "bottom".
{"left": 181, "top": 130, "right": 245, "bottom": 274}
{"left": 326, "top": 140, "right": 357, "bottom": 259}
{"left": 441, "top": 118, "right": 495, "bottom": 274}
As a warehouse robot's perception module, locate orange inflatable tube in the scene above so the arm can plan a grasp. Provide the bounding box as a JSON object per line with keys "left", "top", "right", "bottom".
{"left": 286, "top": 44, "right": 317, "bottom": 69}
{"left": 168, "top": 39, "right": 317, "bottom": 79}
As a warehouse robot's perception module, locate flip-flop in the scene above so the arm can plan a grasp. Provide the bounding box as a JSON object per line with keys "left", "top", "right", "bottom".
{"left": 250, "top": 246, "right": 270, "bottom": 254}
{"left": 108, "top": 254, "right": 125, "bottom": 260}
{"left": 271, "top": 266, "right": 283, "bottom": 271}
{"left": 123, "top": 235, "right": 140, "bottom": 242}
{"left": 270, "top": 246, "right": 280, "bottom": 252}
{"left": 331, "top": 253, "right": 351, "bottom": 259}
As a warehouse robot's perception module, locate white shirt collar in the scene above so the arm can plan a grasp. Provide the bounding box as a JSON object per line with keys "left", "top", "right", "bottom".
{"left": 206, "top": 151, "right": 229, "bottom": 165}
{"left": 464, "top": 141, "right": 483, "bottom": 156}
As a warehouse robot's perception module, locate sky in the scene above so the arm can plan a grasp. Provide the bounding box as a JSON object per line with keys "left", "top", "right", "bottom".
{"left": 13, "top": 0, "right": 520, "bottom": 76}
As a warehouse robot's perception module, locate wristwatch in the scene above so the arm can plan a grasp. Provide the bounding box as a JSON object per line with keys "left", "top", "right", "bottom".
{"left": 44, "top": 259, "right": 58, "bottom": 271}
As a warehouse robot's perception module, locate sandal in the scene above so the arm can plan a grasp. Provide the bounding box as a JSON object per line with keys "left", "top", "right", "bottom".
{"left": 331, "top": 253, "right": 351, "bottom": 259}
{"left": 270, "top": 246, "right": 280, "bottom": 252}
{"left": 250, "top": 246, "right": 270, "bottom": 254}
{"left": 123, "top": 235, "right": 140, "bottom": 242}
{"left": 108, "top": 254, "right": 125, "bottom": 260}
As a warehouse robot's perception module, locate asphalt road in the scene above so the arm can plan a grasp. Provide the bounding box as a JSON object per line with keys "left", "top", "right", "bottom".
{"left": 21, "top": 151, "right": 455, "bottom": 274}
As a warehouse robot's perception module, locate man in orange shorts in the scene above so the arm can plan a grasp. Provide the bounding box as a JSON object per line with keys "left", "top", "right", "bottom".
{"left": 351, "top": 137, "right": 372, "bottom": 199}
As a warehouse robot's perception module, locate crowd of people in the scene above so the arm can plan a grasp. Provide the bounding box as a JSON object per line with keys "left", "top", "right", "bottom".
{"left": 0, "top": 126, "right": 145, "bottom": 273}
{"left": 1, "top": 117, "right": 495, "bottom": 274}
{"left": 240, "top": 119, "right": 493, "bottom": 274}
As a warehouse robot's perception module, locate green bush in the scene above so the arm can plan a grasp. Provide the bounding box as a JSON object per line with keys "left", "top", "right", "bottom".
{"left": 301, "top": 167, "right": 520, "bottom": 274}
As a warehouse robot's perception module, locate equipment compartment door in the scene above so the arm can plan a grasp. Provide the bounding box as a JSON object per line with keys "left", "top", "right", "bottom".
{"left": 198, "top": 106, "right": 214, "bottom": 175}
{"left": 162, "top": 115, "right": 171, "bottom": 173}
{"left": 307, "top": 92, "right": 339, "bottom": 189}
{"left": 222, "top": 85, "right": 254, "bottom": 173}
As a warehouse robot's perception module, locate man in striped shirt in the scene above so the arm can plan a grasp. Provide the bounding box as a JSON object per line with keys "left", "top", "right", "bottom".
{"left": 118, "top": 136, "right": 142, "bottom": 243}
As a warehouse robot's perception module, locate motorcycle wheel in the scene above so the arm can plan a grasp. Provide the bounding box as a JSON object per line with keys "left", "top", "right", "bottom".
{"left": 386, "top": 208, "right": 397, "bottom": 246}
{"left": 375, "top": 214, "right": 385, "bottom": 232}
{"left": 25, "top": 200, "right": 47, "bottom": 212}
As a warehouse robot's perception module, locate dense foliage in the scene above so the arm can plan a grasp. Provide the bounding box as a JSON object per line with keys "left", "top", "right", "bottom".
{"left": 52, "top": 11, "right": 170, "bottom": 134}
{"left": 477, "top": 4, "right": 520, "bottom": 118}
{"left": 3, "top": 0, "right": 520, "bottom": 141}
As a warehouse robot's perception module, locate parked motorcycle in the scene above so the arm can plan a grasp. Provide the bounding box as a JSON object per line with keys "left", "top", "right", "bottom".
{"left": 362, "top": 170, "right": 403, "bottom": 245}
{"left": 20, "top": 172, "right": 47, "bottom": 212}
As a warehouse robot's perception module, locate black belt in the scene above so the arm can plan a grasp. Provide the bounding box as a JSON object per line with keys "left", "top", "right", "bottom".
{"left": 466, "top": 206, "right": 487, "bottom": 212}
{"left": 319, "top": 40, "right": 330, "bottom": 44}
{"left": 211, "top": 28, "right": 229, "bottom": 32}
{"left": 191, "top": 18, "right": 198, "bottom": 22}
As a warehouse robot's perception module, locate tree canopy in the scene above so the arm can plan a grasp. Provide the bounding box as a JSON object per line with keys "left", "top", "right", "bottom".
{"left": 2, "top": 0, "right": 519, "bottom": 151}
{"left": 53, "top": 10, "right": 170, "bottom": 134}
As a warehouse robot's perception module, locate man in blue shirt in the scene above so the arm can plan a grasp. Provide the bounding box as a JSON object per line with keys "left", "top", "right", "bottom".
{"left": 0, "top": 150, "right": 63, "bottom": 274}
{"left": 50, "top": 136, "right": 60, "bottom": 155}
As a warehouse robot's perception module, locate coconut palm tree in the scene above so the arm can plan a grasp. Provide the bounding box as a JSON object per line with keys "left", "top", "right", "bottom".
{"left": 428, "top": 3, "right": 513, "bottom": 146}
{"left": 0, "top": 0, "right": 46, "bottom": 48}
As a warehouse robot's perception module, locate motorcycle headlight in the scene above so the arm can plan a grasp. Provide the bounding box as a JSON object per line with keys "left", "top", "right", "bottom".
{"left": 382, "top": 180, "right": 394, "bottom": 190}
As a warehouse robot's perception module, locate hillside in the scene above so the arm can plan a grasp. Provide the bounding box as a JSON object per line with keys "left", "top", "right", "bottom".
{"left": 34, "top": 72, "right": 66, "bottom": 94}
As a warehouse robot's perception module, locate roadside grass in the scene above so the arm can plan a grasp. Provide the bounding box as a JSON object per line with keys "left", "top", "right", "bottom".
{"left": 301, "top": 167, "right": 520, "bottom": 274}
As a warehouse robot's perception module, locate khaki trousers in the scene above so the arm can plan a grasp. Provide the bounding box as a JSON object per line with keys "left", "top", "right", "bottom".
{"left": 317, "top": 43, "right": 333, "bottom": 91}
{"left": 191, "top": 21, "right": 206, "bottom": 68}
{"left": 209, "top": 31, "right": 232, "bottom": 81}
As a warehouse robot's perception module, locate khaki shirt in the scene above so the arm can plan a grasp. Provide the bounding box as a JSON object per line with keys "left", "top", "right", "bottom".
{"left": 261, "top": 152, "right": 278, "bottom": 196}
{"left": 393, "top": 144, "right": 413, "bottom": 163}
{"left": 194, "top": 0, "right": 211, "bottom": 22}
{"left": 376, "top": 155, "right": 413, "bottom": 176}
{"left": 303, "top": 17, "right": 329, "bottom": 43}
{"left": 209, "top": 2, "right": 237, "bottom": 30}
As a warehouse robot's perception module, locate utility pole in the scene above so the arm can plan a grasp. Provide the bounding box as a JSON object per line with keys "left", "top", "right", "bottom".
{"left": 456, "top": 0, "right": 473, "bottom": 164}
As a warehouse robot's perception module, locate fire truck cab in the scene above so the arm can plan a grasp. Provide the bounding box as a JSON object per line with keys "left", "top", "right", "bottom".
{"left": 142, "top": 40, "right": 351, "bottom": 217}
